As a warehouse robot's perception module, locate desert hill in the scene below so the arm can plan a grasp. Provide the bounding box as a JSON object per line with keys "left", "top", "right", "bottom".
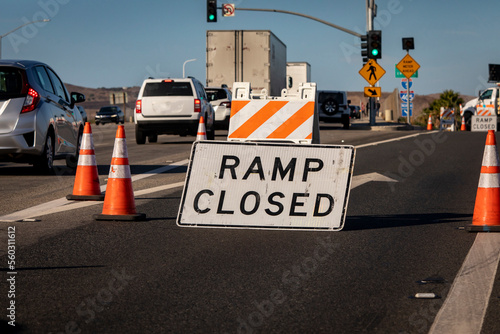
{"left": 65, "top": 83, "right": 475, "bottom": 122}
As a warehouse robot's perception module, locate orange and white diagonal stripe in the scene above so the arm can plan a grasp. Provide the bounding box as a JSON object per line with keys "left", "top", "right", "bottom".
{"left": 228, "top": 100, "right": 315, "bottom": 142}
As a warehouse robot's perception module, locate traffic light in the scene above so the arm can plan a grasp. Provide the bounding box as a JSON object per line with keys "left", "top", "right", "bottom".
{"left": 402, "top": 37, "right": 414, "bottom": 51}
{"left": 367, "top": 30, "right": 382, "bottom": 59}
{"left": 360, "top": 34, "right": 368, "bottom": 63}
{"left": 489, "top": 64, "right": 500, "bottom": 82}
{"left": 207, "top": 0, "right": 217, "bottom": 22}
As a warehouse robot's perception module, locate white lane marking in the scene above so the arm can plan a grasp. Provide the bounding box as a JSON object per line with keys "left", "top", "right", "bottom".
{"left": 0, "top": 170, "right": 386, "bottom": 222}
{"left": 350, "top": 172, "right": 398, "bottom": 189}
{"left": 354, "top": 132, "right": 431, "bottom": 149}
{"left": 429, "top": 233, "right": 500, "bottom": 334}
{"left": 0, "top": 160, "right": 189, "bottom": 222}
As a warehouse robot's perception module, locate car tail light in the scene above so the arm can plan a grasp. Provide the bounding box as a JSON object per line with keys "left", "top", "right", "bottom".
{"left": 162, "top": 79, "right": 173, "bottom": 83}
{"left": 21, "top": 87, "right": 40, "bottom": 113}
{"left": 194, "top": 98, "right": 201, "bottom": 113}
{"left": 220, "top": 101, "right": 231, "bottom": 108}
{"left": 135, "top": 100, "right": 142, "bottom": 113}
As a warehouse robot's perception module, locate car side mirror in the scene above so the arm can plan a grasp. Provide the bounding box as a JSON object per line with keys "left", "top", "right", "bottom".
{"left": 347, "top": 100, "right": 351, "bottom": 104}
{"left": 70, "top": 92, "right": 85, "bottom": 108}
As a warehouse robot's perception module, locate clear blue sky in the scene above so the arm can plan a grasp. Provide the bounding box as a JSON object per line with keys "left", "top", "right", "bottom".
{"left": 1, "top": 0, "right": 499, "bottom": 96}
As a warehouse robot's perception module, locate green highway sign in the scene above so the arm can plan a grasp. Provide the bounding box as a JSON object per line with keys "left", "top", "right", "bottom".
{"left": 396, "top": 65, "right": 418, "bottom": 78}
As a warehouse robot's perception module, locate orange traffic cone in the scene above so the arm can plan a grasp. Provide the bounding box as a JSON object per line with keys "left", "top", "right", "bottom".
{"left": 467, "top": 130, "right": 500, "bottom": 231}
{"left": 196, "top": 116, "right": 207, "bottom": 141}
{"left": 67, "top": 122, "right": 104, "bottom": 201}
{"left": 461, "top": 116, "right": 466, "bottom": 131}
{"left": 94, "top": 126, "right": 146, "bottom": 221}
{"left": 427, "top": 115, "right": 433, "bottom": 130}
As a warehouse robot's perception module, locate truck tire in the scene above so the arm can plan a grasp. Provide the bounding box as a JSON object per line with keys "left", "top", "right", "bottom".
{"left": 136, "top": 125, "right": 146, "bottom": 145}
{"left": 464, "top": 112, "right": 473, "bottom": 131}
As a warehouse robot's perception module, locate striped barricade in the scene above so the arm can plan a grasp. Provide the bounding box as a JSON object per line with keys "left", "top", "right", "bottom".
{"left": 228, "top": 82, "right": 319, "bottom": 144}
{"left": 439, "top": 107, "right": 455, "bottom": 131}
{"left": 476, "top": 104, "right": 495, "bottom": 116}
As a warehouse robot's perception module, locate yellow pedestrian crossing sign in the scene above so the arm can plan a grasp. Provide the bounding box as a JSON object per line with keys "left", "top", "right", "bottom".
{"left": 359, "top": 59, "right": 386, "bottom": 86}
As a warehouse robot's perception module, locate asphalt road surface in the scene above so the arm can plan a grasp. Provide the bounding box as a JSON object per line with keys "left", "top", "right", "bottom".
{"left": 1, "top": 122, "right": 500, "bottom": 333}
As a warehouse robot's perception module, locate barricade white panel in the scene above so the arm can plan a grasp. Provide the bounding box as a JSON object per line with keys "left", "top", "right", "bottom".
{"left": 228, "top": 82, "right": 319, "bottom": 144}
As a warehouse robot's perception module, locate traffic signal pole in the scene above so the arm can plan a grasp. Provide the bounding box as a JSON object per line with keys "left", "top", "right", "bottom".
{"left": 367, "top": 0, "right": 376, "bottom": 126}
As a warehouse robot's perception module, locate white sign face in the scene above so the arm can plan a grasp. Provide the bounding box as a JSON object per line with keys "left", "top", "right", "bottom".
{"left": 222, "top": 3, "right": 235, "bottom": 16}
{"left": 177, "top": 141, "right": 355, "bottom": 231}
{"left": 472, "top": 116, "right": 497, "bottom": 132}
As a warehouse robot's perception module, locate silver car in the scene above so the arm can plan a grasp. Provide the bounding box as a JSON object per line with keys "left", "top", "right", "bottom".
{"left": 0, "top": 60, "right": 85, "bottom": 173}
{"left": 206, "top": 86, "right": 232, "bottom": 130}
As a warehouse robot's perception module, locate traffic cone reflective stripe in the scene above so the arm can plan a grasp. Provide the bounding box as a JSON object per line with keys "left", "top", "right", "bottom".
{"left": 67, "top": 122, "right": 104, "bottom": 201}
{"left": 467, "top": 130, "right": 500, "bottom": 231}
{"left": 427, "top": 115, "right": 432, "bottom": 130}
{"left": 94, "top": 125, "right": 146, "bottom": 221}
{"left": 196, "top": 116, "right": 207, "bottom": 141}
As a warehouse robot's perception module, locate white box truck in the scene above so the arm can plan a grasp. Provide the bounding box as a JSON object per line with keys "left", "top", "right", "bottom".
{"left": 206, "top": 30, "right": 287, "bottom": 96}
{"left": 286, "top": 62, "right": 311, "bottom": 93}
{"left": 462, "top": 84, "right": 500, "bottom": 130}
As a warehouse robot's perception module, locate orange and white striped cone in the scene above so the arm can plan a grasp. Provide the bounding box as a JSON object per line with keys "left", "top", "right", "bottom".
{"left": 94, "top": 126, "right": 146, "bottom": 221}
{"left": 67, "top": 122, "right": 104, "bottom": 201}
{"left": 196, "top": 116, "right": 207, "bottom": 141}
{"left": 427, "top": 115, "right": 433, "bottom": 131}
{"left": 461, "top": 116, "right": 466, "bottom": 131}
{"left": 467, "top": 130, "right": 500, "bottom": 231}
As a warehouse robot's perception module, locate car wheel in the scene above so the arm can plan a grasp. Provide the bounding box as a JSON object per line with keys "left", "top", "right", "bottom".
{"left": 322, "top": 99, "right": 339, "bottom": 116}
{"left": 148, "top": 134, "right": 158, "bottom": 143}
{"left": 95, "top": 122, "right": 99, "bottom": 125}
{"left": 342, "top": 114, "right": 350, "bottom": 130}
{"left": 136, "top": 125, "right": 146, "bottom": 145}
{"left": 34, "top": 131, "right": 55, "bottom": 174}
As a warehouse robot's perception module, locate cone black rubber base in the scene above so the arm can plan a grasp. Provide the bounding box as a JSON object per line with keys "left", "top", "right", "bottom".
{"left": 66, "top": 194, "right": 104, "bottom": 201}
{"left": 93, "top": 213, "right": 146, "bottom": 221}
{"left": 465, "top": 224, "right": 500, "bottom": 232}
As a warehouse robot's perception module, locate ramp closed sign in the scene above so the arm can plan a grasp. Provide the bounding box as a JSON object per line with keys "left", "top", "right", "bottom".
{"left": 177, "top": 141, "right": 355, "bottom": 230}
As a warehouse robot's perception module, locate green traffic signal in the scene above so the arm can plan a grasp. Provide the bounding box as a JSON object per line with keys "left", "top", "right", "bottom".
{"left": 207, "top": 0, "right": 217, "bottom": 22}
{"left": 367, "top": 30, "right": 382, "bottom": 59}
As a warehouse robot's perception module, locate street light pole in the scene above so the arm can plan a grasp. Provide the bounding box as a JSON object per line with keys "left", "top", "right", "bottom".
{"left": 0, "top": 19, "right": 51, "bottom": 59}
{"left": 183, "top": 59, "right": 197, "bottom": 78}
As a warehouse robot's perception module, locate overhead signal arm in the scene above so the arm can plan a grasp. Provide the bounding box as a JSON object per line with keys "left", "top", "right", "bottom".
{"left": 236, "top": 8, "right": 363, "bottom": 38}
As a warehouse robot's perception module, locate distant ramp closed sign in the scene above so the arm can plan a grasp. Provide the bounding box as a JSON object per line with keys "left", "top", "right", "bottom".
{"left": 177, "top": 141, "right": 355, "bottom": 230}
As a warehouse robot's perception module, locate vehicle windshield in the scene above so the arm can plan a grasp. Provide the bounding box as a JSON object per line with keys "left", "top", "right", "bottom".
{"left": 143, "top": 82, "right": 193, "bottom": 97}
{"left": 479, "top": 89, "right": 493, "bottom": 100}
{"left": 206, "top": 90, "right": 227, "bottom": 101}
{"left": 0, "top": 67, "right": 25, "bottom": 101}
{"left": 318, "top": 92, "right": 344, "bottom": 105}
{"left": 98, "top": 107, "right": 119, "bottom": 114}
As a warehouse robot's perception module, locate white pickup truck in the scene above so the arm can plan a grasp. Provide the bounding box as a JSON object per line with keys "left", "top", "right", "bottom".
{"left": 462, "top": 85, "right": 500, "bottom": 130}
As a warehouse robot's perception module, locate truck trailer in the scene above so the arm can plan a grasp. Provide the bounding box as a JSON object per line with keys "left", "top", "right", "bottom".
{"left": 206, "top": 30, "right": 287, "bottom": 96}
{"left": 286, "top": 62, "right": 311, "bottom": 93}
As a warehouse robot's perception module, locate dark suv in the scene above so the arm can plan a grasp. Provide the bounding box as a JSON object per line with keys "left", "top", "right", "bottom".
{"left": 0, "top": 60, "right": 85, "bottom": 172}
{"left": 317, "top": 90, "right": 351, "bottom": 129}
{"left": 95, "top": 106, "right": 125, "bottom": 125}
